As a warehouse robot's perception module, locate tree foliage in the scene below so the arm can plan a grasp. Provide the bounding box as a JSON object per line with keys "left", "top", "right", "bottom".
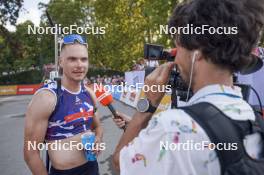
{"left": 36, "top": 0, "right": 178, "bottom": 71}
{"left": 0, "top": 0, "right": 24, "bottom": 76}
{"left": 90, "top": 0, "right": 177, "bottom": 71}
{"left": 4, "top": 0, "right": 264, "bottom": 81}
{"left": 0, "top": 0, "right": 24, "bottom": 26}
{"left": 0, "top": 0, "right": 178, "bottom": 76}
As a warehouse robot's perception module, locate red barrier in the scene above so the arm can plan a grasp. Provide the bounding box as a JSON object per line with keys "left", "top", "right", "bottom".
{"left": 16, "top": 84, "right": 42, "bottom": 95}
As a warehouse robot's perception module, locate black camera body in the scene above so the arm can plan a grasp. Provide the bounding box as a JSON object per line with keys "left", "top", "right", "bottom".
{"left": 144, "top": 43, "right": 176, "bottom": 62}
{"left": 143, "top": 43, "right": 258, "bottom": 110}
{"left": 144, "top": 43, "right": 191, "bottom": 108}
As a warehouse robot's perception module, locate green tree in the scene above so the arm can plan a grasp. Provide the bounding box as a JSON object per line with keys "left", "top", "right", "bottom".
{"left": 14, "top": 21, "right": 39, "bottom": 69}
{"left": 0, "top": 0, "right": 24, "bottom": 26}
{"left": 91, "top": 0, "right": 178, "bottom": 71}
{"left": 37, "top": 0, "right": 179, "bottom": 71}
{"left": 0, "top": 0, "right": 24, "bottom": 76}
{"left": 38, "top": 0, "right": 95, "bottom": 67}
{"left": 0, "top": 20, "right": 41, "bottom": 75}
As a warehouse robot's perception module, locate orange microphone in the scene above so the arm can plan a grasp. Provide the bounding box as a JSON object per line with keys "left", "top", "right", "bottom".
{"left": 95, "top": 85, "right": 118, "bottom": 118}
{"left": 95, "top": 85, "right": 126, "bottom": 130}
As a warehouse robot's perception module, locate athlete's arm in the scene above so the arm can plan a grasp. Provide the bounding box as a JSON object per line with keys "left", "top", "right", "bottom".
{"left": 24, "top": 90, "right": 56, "bottom": 175}
{"left": 86, "top": 87, "right": 103, "bottom": 145}
{"left": 93, "top": 110, "right": 103, "bottom": 154}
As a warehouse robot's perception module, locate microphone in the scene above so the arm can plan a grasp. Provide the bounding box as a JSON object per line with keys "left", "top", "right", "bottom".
{"left": 95, "top": 85, "right": 126, "bottom": 130}
{"left": 95, "top": 85, "right": 118, "bottom": 117}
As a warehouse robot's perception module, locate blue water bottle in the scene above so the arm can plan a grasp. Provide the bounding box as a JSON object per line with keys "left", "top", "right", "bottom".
{"left": 81, "top": 132, "right": 97, "bottom": 161}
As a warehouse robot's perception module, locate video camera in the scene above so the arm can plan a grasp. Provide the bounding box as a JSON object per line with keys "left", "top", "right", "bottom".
{"left": 144, "top": 43, "right": 191, "bottom": 108}
{"left": 144, "top": 44, "right": 176, "bottom": 62}
{"left": 144, "top": 43, "right": 263, "bottom": 114}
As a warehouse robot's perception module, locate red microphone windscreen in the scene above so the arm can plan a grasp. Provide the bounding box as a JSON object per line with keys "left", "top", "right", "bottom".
{"left": 95, "top": 85, "right": 113, "bottom": 106}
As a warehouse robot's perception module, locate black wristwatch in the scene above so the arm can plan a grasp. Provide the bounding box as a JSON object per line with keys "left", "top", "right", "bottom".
{"left": 136, "top": 98, "right": 157, "bottom": 113}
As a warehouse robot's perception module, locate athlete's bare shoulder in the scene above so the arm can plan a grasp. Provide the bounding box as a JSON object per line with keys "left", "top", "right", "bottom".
{"left": 26, "top": 89, "right": 57, "bottom": 120}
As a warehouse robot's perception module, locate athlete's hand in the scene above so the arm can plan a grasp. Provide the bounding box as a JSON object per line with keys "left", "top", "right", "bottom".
{"left": 93, "top": 136, "right": 102, "bottom": 155}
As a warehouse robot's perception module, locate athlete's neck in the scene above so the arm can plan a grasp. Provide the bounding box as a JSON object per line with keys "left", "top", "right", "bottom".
{"left": 61, "top": 77, "right": 81, "bottom": 93}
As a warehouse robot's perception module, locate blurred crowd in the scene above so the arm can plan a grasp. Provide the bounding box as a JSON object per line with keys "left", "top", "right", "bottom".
{"left": 83, "top": 58, "right": 160, "bottom": 87}
{"left": 84, "top": 75, "right": 125, "bottom": 85}
{"left": 131, "top": 58, "right": 159, "bottom": 71}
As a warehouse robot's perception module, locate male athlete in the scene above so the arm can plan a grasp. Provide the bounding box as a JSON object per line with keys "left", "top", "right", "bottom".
{"left": 24, "top": 34, "right": 103, "bottom": 175}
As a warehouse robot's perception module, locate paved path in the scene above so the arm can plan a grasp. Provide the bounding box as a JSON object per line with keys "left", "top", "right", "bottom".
{"left": 0, "top": 95, "right": 136, "bottom": 175}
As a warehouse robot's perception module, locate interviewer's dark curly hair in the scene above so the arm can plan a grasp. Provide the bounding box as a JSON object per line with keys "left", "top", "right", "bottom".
{"left": 169, "top": 0, "right": 264, "bottom": 72}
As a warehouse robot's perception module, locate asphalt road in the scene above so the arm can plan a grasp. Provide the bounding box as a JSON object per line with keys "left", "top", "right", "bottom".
{"left": 0, "top": 95, "right": 136, "bottom": 175}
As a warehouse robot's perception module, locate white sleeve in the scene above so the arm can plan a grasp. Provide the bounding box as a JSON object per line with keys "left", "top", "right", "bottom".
{"left": 119, "top": 115, "right": 166, "bottom": 175}
{"left": 119, "top": 109, "right": 219, "bottom": 175}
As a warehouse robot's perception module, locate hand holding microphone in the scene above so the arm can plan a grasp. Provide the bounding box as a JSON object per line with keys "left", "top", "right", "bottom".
{"left": 95, "top": 85, "right": 130, "bottom": 130}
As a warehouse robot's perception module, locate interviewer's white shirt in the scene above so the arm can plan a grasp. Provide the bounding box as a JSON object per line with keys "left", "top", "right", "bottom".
{"left": 119, "top": 84, "right": 262, "bottom": 175}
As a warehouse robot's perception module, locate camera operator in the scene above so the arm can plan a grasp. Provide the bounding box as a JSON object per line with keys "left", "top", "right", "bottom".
{"left": 113, "top": 0, "right": 264, "bottom": 174}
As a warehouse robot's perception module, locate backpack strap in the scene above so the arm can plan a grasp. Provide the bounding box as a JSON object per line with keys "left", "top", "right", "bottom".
{"left": 253, "top": 110, "right": 264, "bottom": 135}
{"left": 179, "top": 102, "right": 247, "bottom": 174}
